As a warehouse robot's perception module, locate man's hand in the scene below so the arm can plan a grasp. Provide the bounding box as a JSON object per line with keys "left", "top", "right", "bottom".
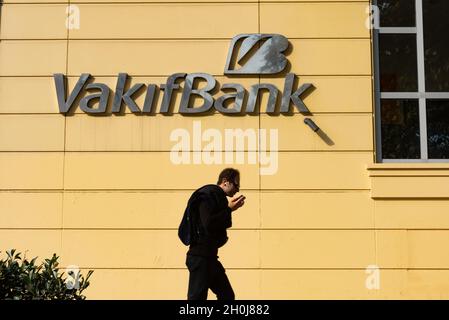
{"left": 228, "top": 194, "right": 246, "bottom": 212}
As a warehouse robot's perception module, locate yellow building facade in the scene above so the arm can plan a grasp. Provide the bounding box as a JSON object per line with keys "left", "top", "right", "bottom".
{"left": 1, "top": 0, "right": 449, "bottom": 299}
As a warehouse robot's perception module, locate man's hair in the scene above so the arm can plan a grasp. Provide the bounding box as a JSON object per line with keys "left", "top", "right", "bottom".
{"left": 216, "top": 168, "right": 240, "bottom": 185}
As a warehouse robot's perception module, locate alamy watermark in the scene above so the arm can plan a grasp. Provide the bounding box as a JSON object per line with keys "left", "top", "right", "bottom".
{"left": 65, "top": 265, "right": 81, "bottom": 289}
{"left": 365, "top": 265, "right": 380, "bottom": 290}
{"left": 66, "top": 5, "right": 80, "bottom": 30}
{"left": 169, "top": 120, "right": 279, "bottom": 175}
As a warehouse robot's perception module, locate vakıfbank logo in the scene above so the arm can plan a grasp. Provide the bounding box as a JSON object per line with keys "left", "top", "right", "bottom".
{"left": 224, "top": 34, "right": 289, "bottom": 75}
{"left": 54, "top": 33, "right": 314, "bottom": 116}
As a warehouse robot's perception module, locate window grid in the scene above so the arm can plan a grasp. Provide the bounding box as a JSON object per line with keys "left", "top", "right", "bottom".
{"left": 373, "top": 0, "right": 449, "bottom": 162}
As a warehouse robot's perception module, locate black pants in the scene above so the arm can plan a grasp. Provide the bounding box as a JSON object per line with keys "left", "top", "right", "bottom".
{"left": 186, "top": 254, "right": 235, "bottom": 300}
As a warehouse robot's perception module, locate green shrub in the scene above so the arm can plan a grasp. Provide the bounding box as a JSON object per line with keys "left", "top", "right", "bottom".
{"left": 0, "top": 249, "right": 93, "bottom": 300}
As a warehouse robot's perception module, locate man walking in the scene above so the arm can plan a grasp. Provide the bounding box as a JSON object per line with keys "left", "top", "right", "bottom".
{"left": 183, "top": 168, "right": 245, "bottom": 300}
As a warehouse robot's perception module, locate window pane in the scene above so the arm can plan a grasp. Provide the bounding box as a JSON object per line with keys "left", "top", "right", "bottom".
{"left": 377, "top": 0, "right": 415, "bottom": 27}
{"left": 423, "top": 0, "right": 449, "bottom": 91}
{"left": 379, "top": 34, "right": 418, "bottom": 92}
{"left": 381, "top": 99, "right": 420, "bottom": 159}
{"left": 427, "top": 100, "right": 449, "bottom": 159}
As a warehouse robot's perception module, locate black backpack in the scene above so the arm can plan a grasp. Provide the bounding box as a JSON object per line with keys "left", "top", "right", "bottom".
{"left": 178, "top": 204, "right": 194, "bottom": 246}
{"left": 178, "top": 190, "right": 204, "bottom": 246}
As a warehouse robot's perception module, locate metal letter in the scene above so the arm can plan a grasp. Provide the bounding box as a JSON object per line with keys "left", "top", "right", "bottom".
{"left": 160, "top": 73, "right": 186, "bottom": 113}
{"left": 112, "top": 73, "right": 143, "bottom": 113}
{"left": 280, "top": 73, "right": 312, "bottom": 113}
{"left": 142, "top": 84, "right": 157, "bottom": 113}
{"left": 54, "top": 73, "right": 90, "bottom": 114}
{"left": 290, "top": 83, "right": 313, "bottom": 113}
{"left": 179, "top": 73, "right": 216, "bottom": 114}
{"left": 214, "top": 83, "right": 245, "bottom": 114}
{"left": 79, "top": 83, "right": 110, "bottom": 114}
{"left": 246, "top": 83, "right": 279, "bottom": 113}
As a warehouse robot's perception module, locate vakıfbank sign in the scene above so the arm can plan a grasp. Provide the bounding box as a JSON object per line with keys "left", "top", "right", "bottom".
{"left": 54, "top": 34, "right": 314, "bottom": 116}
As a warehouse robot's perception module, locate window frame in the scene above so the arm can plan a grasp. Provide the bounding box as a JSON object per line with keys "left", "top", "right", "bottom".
{"left": 373, "top": 0, "right": 449, "bottom": 162}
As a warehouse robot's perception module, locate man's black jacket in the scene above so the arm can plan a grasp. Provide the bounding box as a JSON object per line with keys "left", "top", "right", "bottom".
{"left": 185, "top": 184, "right": 232, "bottom": 257}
